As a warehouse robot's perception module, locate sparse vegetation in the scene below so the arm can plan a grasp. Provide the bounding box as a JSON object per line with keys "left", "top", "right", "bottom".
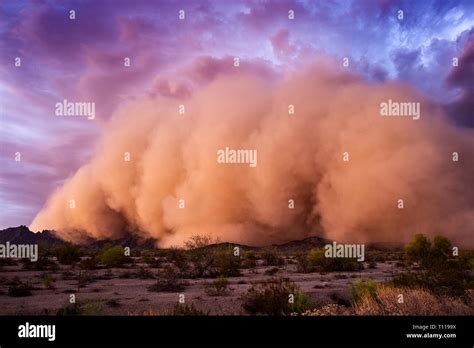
{"left": 8, "top": 280, "right": 33, "bottom": 297}
{"left": 148, "top": 265, "right": 186, "bottom": 292}
{"left": 0, "top": 232, "right": 471, "bottom": 316}
{"left": 205, "top": 276, "right": 230, "bottom": 296}
{"left": 56, "top": 300, "right": 105, "bottom": 316}
{"left": 241, "top": 278, "right": 313, "bottom": 315}
{"left": 172, "top": 303, "right": 207, "bottom": 316}
{"left": 352, "top": 286, "right": 474, "bottom": 316}
{"left": 135, "top": 267, "right": 154, "bottom": 279}
{"left": 40, "top": 273, "right": 55, "bottom": 289}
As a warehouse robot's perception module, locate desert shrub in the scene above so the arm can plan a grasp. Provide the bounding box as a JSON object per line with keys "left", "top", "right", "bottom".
{"left": 241, "top": 278, "right": 313, "bottom": 315}
{"left": 405, "top": 234, "right": 454, "bottom": 269}
{"left": 56, "top": 300, "right": 105, "bottom": 316}
{"left": 205, "top": 276, "right": 229, "bottom": 296}
{"left": 119, "top": 271, "right": 132, "bottom": 279}
{"left": 61, "top": 270, "right": 75, "bottom": 280}
{"left": 98, "top": 245, "right": 127, "bottom": 267}
{"left": 400, "top": 235, "right": 472, "bottom": 296}
{"left": 296, "top": 251, "right": 313, "bottom": 273}
{"left": 79, "top": 257, "right": 98, "bottom": 270}
{"left": 265, "top": 267, "right": 279, "bottom": 276}
{"left": 142, "top": 251, "right": 162, "bottom": 268}
{"left": 148, "top": 265, "right": 185, "bottom": 292}
{"left": 303, "top": 287, "right": 474, "bottom": 316}
{"left": 261, "top": 249, "right": 284, "bottom": 266}
{"left": 56, "top": 242, "right": 82, "bottom": 265}
{"left": 365, "top": 250, "right": 387, "bottom": 263}
{"left": 301, "top": 304, "right": 351, "bottom": 316}
{"left": 166, "top": 247, "right": 189, "bottom": 272}
{"left": 105, "top": 299, "right": 120, "bottom": 308}
{"left": 172, "top": 303, "right": 207, "bottom": 316}
{"left": 0, "top": 258, "right": 17, "bottom": 268}
{"left": 242, "top": 250, "right": 257, "bottom": 269}
{"left": 56, "top": 304, "right": 81, "bottom": 315}
{"left": 456, "top": 251, "right": 474, "bottom": 271}
{"left": 391, "top": 269, "right": 472, "bottom": 297}
{"left": 353, "top": 286, "right": 474, "bottom": 315}
{"left": 368, "top": 261, "right": 377, "bottom": 269}
{"left": 77, "top": 270, "right": 94, "bottom": 288}
{"left": 21, "top": 255, "right": 54, "bottom": 271}
{"left": 350, "top": 279, "right": 378, "bottom": 303}
{"left": 329, "top": 291, "right": 351, "bottom": 307}
{"left": 297, "top": 248, "right": 363, "bottom": 273}
{"left": 307, "top": 248, "right": 325, "bottom": 268}
{"left": 8, "top": 280, "right": 33, "bottom": 297}
{"left": 185, "top": 235, "right": 217, "bottom": 278}
{"left": 135, "top": 267, "right": 154, "bottom": 279}
{"left": 405, "top": 234, "right": 431, "bottom": 266}
{"left": 215, "top": 250, "right": 241, "bottom": 277}
{"left": 80, "top": 300, "right": 105, "bottom": 315}
{"left": 40, "top": 273, "right": 55, "bottom": 289}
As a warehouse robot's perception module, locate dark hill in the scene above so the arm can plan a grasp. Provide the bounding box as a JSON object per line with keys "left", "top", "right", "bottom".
{"left": 0, "top": 225, "right": 63, "bottom": 245}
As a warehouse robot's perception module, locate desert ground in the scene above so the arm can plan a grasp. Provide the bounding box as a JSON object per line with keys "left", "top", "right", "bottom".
{"left": 0, "top": 234, "right": 472, "bottom": 316}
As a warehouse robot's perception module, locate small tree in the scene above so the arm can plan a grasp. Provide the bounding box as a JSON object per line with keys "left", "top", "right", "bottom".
{"left": 405, "top": 234, "right": 431, "bottom": 267}
{"left": 432, "top": 235, "right": 452, "bottom": 261}
{"left": 185, "top": 235, "right": 216, "bottom": 278}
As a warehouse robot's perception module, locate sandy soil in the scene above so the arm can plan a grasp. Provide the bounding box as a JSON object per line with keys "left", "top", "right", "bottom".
{"left": 0, "top": 257, "right": 399, "bottom": 315}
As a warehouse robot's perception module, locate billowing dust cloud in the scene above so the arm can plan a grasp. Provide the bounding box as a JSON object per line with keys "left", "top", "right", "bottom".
{"left": 30, "top": 63, "right": 474, "bottom": 248}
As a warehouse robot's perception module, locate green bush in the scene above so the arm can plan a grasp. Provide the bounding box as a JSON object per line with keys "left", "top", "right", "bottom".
{"left": 261, "top": 249, "right": 284, "bottom": 266}
{"left": 215, "top": 250, "right": 241, "bottom": 277}
{"left": 295, "top": 251, "right": 313, "bottom": 273}
{"left": 98, "top": 245, "right": 127, "bottom": 267}
{"left": 205, "top": 276, "right": 229, "bottom": 296}
{"left": 405, "top": 234, "right": 432, "bottom": 267}
{"left": 350, "top": 279, "right": 378, "bottom": 303}
{"left": 241, "top": 278, "right": 313, "bottom": 315}
{"left": 401, "top": 234, "right": 472, "bottom": 295}
{"left": 56, "top": 242, "right": 82, "bottom": 265}
{"left": 297, "top": 248, "right": 363, "bottom": 273}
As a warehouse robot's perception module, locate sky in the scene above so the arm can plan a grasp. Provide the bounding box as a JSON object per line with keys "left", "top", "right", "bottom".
{"left": 0, "top": 0, "right": 473, "bottom": 232}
